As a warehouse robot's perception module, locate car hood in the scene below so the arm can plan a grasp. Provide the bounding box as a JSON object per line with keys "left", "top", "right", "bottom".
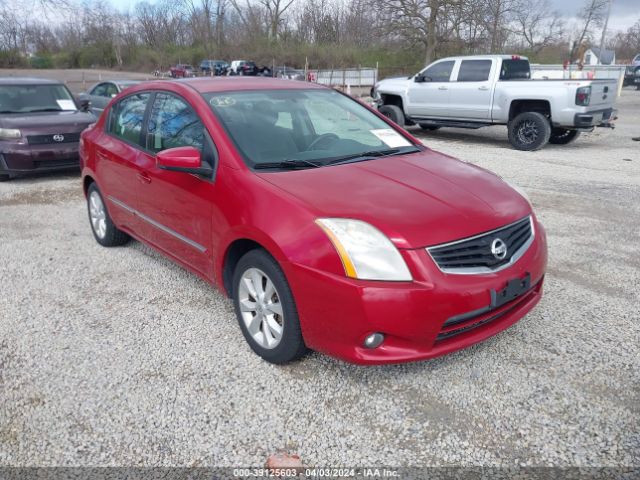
{"left": 0, "top": 110, "right": 95, "bottom": 131}
{"left": 257, "top": 150, "right": 532, "bottom": 249}
{"left": 375, "top": 76, "right": 412, "bottom": 93}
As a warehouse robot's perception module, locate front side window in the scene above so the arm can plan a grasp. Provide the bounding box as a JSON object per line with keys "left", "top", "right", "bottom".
{"left": 90, "top": 83, "right": 107, "bottom": 97}
{"left": 205, "top": 89, "right": 418, "bottom": 167}
{"left": 422, "top": 61, "right": 455, "bottom": 82}
{"left": 0, "top": 84, "right": 76, "bottom": 113}
{"left": 109, "top": 93, "right": 150, "bottom": 146}
{"left": 147, "top": 93, "right": 205, "bottom": 153}
{"left": 457, "top": 60, "right": 492, "bottom": 82}
{"left": 104, "top": 83, "right": 118, "bottom": 97}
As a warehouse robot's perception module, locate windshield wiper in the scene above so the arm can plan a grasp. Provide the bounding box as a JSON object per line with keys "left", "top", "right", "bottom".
{"left": 254, "top": 159, "right": 323, "bottom": 170}
{"left": 26, "top": 108, "right": 65, "bottom": 113}
{"left": 327, "top": 147, "right": 420, "bottom": 166}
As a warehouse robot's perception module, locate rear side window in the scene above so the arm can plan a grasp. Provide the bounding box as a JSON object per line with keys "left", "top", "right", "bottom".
{"left": 109, "top": 93, "right": 150, "bottom": 146}
{"left": 422, "top": 61, "right": 455, "bottom": 82}
{"left": 457, "top": 60, "right": 492, "bottom": 82}
{"left": 500, "top": 60, "right": 531, "bottom": 80}
{"left": 147, "top": 93, "right": 205, "bottom": 153}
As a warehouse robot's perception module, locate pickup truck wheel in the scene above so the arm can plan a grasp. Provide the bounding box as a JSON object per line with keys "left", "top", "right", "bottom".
{"left": 378, "top": 105, "right": 405, "bottom": 127}
{"left": 419, "top": 124, "right": 441, "bottom": 131}
{"left": 549, "top": 128, "right": 580, "bottom": 145}
{"left": 508, "top": 112, "right": 551, "bottom": 151}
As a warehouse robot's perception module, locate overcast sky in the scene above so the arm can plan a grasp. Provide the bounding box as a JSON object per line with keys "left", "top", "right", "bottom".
{"left": 108, "top": 0, "right": 640, "bottom": 32}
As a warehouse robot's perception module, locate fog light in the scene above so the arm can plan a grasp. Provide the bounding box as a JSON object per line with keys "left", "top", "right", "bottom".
{"left": 364, "top": 333, "right": 385, "bottom": 349}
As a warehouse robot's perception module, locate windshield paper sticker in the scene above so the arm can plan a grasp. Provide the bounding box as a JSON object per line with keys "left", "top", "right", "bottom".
{"left": 210, "top": 96, "right": 236, "bottom": 108}
{"left": 370, "top": 129, "right": 411, "bottom": 148}
{"left": 56, "top": 99, "right": 77, "bottom": 110}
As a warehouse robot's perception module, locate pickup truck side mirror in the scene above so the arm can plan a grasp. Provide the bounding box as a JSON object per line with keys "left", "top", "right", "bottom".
{"left": 415, "top": 74, "right": 431, "bottom": 83}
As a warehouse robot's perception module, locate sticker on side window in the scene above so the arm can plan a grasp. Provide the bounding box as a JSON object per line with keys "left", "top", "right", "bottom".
{"left": 56, "top": 99, "right": 76, "bottom": 110}
{"left": 370, "top": 129, "right": 411, "bottom": 148}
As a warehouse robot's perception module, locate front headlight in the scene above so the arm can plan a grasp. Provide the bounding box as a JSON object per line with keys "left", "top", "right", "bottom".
{"left": 316, "top": 218, "right": 412, "bottom": 281}
{"left": 0, "top": 128, "right": 21, "bottom": 140}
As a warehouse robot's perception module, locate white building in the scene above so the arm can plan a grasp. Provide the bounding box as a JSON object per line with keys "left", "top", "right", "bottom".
{"left": 583, "top": 47, "right": 616, "bottom": 66}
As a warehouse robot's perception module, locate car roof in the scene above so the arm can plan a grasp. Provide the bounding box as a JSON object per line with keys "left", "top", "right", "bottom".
{"left": 171, "top": 77, "right": 326, "bottom": 93}
{"left": 0, "top": 77, "right": 63, "bottom": 86}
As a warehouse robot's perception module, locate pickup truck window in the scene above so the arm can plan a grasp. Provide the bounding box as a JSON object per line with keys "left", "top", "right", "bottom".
{"left": 423, "top": 61, "right": 455, "bottom": 82}
{"left": 457, "top": 60, "right": 492, "bottom": 82}
{"left": 500, "top": 59, "right": 531, "bottom": 80}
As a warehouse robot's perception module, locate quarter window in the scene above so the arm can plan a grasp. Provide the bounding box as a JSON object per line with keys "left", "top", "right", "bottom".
{"left": 147, "top": 93, "right": 205, "bottom": 153}
{"left": 457, "top": 60, "right": 492, "bottom": 82}
{"left": 109, "top": 93, "right": 150, "bottom": 146}
{"left": 422, "top": 61, "right": 455, "bottom": 82}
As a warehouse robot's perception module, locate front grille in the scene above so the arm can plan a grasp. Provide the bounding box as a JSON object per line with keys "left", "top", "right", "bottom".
{"left": 33, "top": 157, "right": 78, "bottom": 169}
{"left": 428, "top": 216, "right": 534, "bottom": 274}
{"left": 27, "top": 132, "right": 81, "bottom": 145}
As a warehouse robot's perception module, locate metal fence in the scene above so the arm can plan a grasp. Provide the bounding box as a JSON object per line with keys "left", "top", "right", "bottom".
{"left": 530, "top": 64, "right": 627, "bottom": 96}
{"left": 312, "top": 68, "right": 378, "bottom": 87}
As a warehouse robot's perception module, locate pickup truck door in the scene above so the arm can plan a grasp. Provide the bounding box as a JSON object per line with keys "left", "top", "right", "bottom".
{"left": 447, "top": 59, "right": 495, "bottom": 120}
{"left": 406, "top": 60, "right": 455, "bottom": 117}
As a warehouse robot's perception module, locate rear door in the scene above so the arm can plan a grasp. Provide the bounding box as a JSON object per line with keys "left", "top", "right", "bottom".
{"left": 135, "top": 92, "right": 215, "bottom": 276}
{"left": 448, "top": 59, "right": 494, "bottom": 119}
{"left": 406, "top": 60, "right": 455, "bottom": 117}
{"left": 95, "top": 92, "right": 152, "bottom": 232}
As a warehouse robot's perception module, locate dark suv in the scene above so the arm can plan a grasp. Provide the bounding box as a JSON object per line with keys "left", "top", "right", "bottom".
{"left": 0, "top": 77, "right": 94, "bottom": 180}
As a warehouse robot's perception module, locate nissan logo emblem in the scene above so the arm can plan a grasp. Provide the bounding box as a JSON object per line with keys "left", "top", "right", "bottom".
{"left": 53, "top": 134, "right": 65, "bottom": 142}
{"left": 491, "top": 238, "right": 508, "bottom": 260}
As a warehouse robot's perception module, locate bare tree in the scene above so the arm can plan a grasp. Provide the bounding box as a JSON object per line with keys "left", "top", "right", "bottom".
{"left": 569, "top": 0, "right": 609, "bottom": 62}
{"left": 513, "top": 0, "right": 564, "bottom": 53}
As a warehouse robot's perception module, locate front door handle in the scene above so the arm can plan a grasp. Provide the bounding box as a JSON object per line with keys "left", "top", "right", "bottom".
{"left": 438, "top": 86, "right": 448, "bottom": 91}
{"left": 478, "top": 86, "right": 489, "bottom": 91}
{"left": 136, "top": 172, "right": 151, "bottom": 184}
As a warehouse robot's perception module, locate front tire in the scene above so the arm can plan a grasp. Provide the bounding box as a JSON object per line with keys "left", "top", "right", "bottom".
{"left": 0, "top": 174, "right": 11, "bottom": 182}
{"left": 233, "top": 249, "right": 307, "bottom": 364}
{"left": 87, "top": 183, "right": 130, "bottom": 247}
{"left": 508, "top": 111, "right": 551, "bottom": 151}
{"left": 378, "top": 104, "right": 406, "bottom": 127}
{"left": 549, "top": 128, "right": 580, "bottom": 145}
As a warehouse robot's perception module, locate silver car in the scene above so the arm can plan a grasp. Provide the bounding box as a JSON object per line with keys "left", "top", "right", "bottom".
{"left": 78, "top": 80, "right": 140, "bottom": 116}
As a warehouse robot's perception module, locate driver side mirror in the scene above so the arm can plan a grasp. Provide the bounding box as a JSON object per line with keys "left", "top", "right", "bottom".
{"left": 157, "top": 146, "right": 213, "bottom": 177}
{"left": 78, "top": 98, "right": 91, "bottom": 112}
{"left": 414, "top": 74, "right": 430, "bottom": 83}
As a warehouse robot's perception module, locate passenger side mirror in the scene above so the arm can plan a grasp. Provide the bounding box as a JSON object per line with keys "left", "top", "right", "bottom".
{"left": 157, "top": 146, "right": 213, "bottom": 177}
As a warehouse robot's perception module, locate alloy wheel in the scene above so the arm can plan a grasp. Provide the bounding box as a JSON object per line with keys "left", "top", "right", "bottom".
{"left": 238, "top": 268, "right": 284, "bottom": 349}
{"left": 516, "top": 120, "right": 539, "bottom": 145}
{"left": 89, "top": 191, "right": 107, "bottom": 239}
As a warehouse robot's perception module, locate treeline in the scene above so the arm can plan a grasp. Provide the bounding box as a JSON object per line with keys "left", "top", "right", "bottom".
{"left": 0, "top": 0, "right": 639, "bottom": 75}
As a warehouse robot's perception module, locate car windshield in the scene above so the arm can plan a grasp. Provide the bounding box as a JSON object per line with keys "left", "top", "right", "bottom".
{"left": 0, "top": 84, "right": 77, "bottom": 113}
{"left": 204, "top": 89, "right": 418, "bottom": 169}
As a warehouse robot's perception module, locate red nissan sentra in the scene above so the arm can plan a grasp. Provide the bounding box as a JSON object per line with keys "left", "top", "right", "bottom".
{"left": 80, "top": 77, "right": 547, "bottom": 365}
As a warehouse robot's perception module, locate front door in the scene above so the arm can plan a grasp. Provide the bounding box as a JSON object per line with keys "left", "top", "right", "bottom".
{"left": 134, "top": 92, "right": 215, "bottom": 277}
{"left": 406, "top": 60, "right": 455, "bottom": 118}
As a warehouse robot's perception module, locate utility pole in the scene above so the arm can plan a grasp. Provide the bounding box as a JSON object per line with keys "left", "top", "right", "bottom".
{"left": 598, "top": 0, "right": 613, "bottom": 65}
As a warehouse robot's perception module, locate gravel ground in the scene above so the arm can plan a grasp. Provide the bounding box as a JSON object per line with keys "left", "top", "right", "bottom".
{"left": 0, "top": 88, "right": 639, "bottom": 468}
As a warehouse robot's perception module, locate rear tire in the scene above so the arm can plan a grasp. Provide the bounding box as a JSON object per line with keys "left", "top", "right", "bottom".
{"left": 378, "top": 104, "right": 405, "bottom": 127}
{"left": 508, "top": 111, "right": 551, "bottom": 151}
{"left": 233, "top": 249, "right": 307, "bottom": 364}
{"left": 549, "top": 128, "right": 580, "bottom": 145}
{"left": 87, "top": 183, "right": 130, "bottom": 247}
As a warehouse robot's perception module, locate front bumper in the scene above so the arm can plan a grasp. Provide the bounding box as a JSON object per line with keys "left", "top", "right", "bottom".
{"left": 574, "top": 108, "right": 617, "bottom": 128}
{"left": 0, "top": 142, "right": 80, "bottom": 175}
{"left": 287, "top": 222, "right": 548, "bottom": 365}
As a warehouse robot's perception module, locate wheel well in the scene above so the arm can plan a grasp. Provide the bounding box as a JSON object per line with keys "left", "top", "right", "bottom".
{"left": 83, "top": 175, "right": 95, "bottom": 196}
{"left": 381, "top": 94, "right": 404, "bottom": 110}
{"left": 222, "top": 239, "right": 265, "bottom": 297}
{"left": 509, "top": 100, "right": 551, "bottom": 122}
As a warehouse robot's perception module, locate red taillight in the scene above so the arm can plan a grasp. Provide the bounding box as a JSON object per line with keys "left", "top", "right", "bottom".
{"left": 575, "top": 86, "right": 591, "bottom": 106}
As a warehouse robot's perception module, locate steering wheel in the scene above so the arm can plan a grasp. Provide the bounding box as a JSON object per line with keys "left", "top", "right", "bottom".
{"left": 308, "top": 133, "right": 339, "bottom": 151}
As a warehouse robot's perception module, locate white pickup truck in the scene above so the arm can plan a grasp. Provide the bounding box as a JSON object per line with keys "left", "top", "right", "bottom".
{"left": 372, "top": 55, "right": 618, "bottom": 151}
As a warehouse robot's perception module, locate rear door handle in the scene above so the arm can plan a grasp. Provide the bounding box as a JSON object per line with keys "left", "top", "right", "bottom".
{"left": 438, "top": 86, "right": 448, "bottom": 91}
{"left": 478, "top": 86, "right": 489, "bottom": 91}
{"left": 137, "top": 172, "right": 151, "bottom": 184}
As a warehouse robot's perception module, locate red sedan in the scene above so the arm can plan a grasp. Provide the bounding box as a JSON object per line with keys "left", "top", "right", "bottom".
{"left": 79, "top": 77, "right": 547, "bottom": 365}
